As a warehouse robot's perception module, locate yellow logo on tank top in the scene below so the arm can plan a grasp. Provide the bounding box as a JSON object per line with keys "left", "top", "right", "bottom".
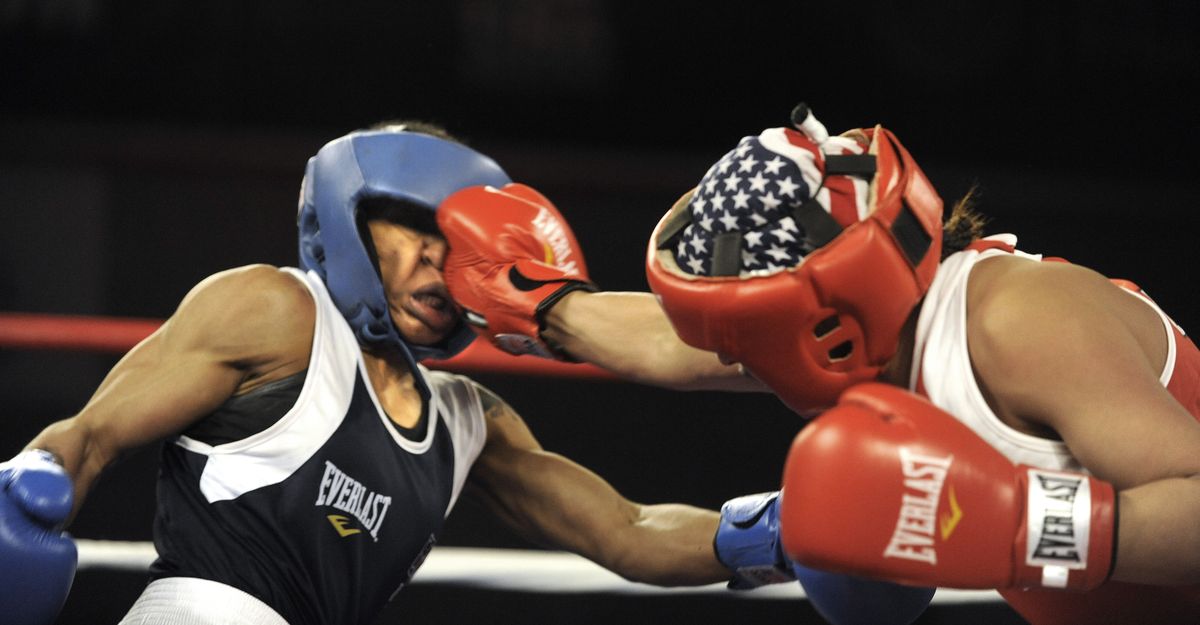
{"left": 315, "top": 460, "right": 393, "bottom": 541}
{"left": 326, "top": 515, "right": 362, "bottom": 537}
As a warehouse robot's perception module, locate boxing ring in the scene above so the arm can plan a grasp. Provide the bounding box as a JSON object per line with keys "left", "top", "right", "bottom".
{"left": 0, "top": 312, "right": 1007, "bottom": 618}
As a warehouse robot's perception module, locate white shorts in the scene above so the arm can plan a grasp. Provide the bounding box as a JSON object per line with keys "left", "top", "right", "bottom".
{"left": 119, "top": 577, "right": 289, "bottom": 625}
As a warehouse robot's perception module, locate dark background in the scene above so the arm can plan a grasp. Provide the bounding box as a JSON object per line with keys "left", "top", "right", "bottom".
{"left": 1, "top": 2, "right": 1196, "bottom": 624}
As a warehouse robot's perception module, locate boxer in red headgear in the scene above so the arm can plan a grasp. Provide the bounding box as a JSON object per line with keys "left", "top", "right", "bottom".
{"left": 645, "top": 103, "right": 943, "bottom": 416}
{"left": 439, "top": 104, "right": 1200, "bottom": 624}
{"left": 643, "top": 104, "right": 1200, "bottom": 623}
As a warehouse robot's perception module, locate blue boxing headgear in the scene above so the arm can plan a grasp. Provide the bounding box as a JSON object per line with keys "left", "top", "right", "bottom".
{"left": 297, "top": 129, "right": 511, "bottom": 364}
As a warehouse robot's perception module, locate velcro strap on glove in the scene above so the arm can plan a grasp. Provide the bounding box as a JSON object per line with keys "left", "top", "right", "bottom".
{"left": 714, "top": 492, "right": 796, "bottom": 589}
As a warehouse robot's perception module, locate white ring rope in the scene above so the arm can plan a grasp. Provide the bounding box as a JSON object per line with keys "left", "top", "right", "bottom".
{"left": 18, "top": 313, "right": 1002, "bottom": 608}
{"left": 76, "top": 539, "right": 1003, "bottom": 604}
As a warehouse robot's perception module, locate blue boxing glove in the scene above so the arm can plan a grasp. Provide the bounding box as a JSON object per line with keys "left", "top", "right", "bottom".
{"left": 714, "top": 491, "right": 934, "bottom": 625}
{"left": 0, "top": 449, "right": 78, "bottom": 625}
{"left": 714, "top": 491, "right": 797, "bottom": 589}
{"left": 792, "top": 565, "right": 936, "bottom": 625}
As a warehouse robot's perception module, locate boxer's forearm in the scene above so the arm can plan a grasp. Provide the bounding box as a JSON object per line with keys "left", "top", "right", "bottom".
{"left": 1111, "top": 476, "right": 1200, "bottom": 585}
{"left": 543, "top": 291, "right": 764, "bottom": 392}
{"left": 603, "top": 503, "right": 728, "bottom": 586}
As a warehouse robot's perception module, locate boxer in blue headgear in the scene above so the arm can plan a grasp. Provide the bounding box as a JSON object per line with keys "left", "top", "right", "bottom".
{"left": 298, "top": 125, "right": 511, "bottom": 366}
{"left": 12, "top": 119, "right": 759, "bottom": 625}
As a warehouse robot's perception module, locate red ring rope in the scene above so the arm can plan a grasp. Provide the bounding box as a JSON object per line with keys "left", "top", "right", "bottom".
{"left": 0, "top": 312, "right": 614, "bottom": 380}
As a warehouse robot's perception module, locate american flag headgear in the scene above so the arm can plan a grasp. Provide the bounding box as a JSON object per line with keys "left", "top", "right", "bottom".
{"left": 671, "top": 106, "right": 875, "bottom": 279}
{"left": 647, "top": 103, "right": 944, "bottom": 415}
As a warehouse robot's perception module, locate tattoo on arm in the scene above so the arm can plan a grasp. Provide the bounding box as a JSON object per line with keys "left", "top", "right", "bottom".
{"left": 476, "top": 383, "right": 517, "bottom": 421}
{"left": 473, "top": 381, "right": 542, "bottom": 453}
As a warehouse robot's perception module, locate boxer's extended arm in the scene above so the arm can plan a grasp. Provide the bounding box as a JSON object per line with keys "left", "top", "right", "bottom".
{"left": 542, "top": 290, "right": 765, "bottom": 392}
{"left": 25, "top": 265, "right": 313, "bottom": 518}
{"left": 967, "top": 258, "right": 1200, "bottom": 585}
{"left": 438, "top": 184, "right": 598, "bottom": 360}
{"left": 437, "top": 183, "right": 763, "bottom": 391}
{"left": 465, "top": 382, "right": 728, "bottom": 586}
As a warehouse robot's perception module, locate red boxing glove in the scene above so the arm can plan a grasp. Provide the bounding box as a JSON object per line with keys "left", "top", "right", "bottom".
{"left": 437, "top": 183, "right": 597, "bottom": 359}
{"left": 779, "top": 383, "right": 1116, "bottom": 592}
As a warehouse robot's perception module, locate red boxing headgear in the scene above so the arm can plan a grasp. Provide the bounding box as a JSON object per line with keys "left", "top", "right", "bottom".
{"left": 646, "top": 104, "right": 943, "bottom": 415}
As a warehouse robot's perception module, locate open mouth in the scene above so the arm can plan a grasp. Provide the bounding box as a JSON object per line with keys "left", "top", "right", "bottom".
{"left": 405, "top": 286, "right": 459, "bottom": 332}
{"left": 413, "top": 290, "right": 450, "bottom": 312}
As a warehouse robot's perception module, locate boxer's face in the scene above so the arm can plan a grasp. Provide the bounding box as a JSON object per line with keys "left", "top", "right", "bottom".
{"left": 366, "top": 219, "right": 460, "bottom": 346}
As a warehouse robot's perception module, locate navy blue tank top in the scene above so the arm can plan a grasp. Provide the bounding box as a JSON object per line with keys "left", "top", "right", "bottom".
{"left": 148, "top": 268, "right": 487, "bottom": 625}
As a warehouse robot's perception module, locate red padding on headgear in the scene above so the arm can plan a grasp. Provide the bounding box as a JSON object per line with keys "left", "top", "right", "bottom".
{"left": 646, "top": 121, "right": 942, "bottom": 415}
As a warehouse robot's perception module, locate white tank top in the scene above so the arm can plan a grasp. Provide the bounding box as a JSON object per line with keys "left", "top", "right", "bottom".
{"left": 908, "top": 235, "right": 1178, "bottom": 471}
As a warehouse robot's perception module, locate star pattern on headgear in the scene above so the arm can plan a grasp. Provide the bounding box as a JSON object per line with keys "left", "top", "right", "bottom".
{"left": 673, "top": 134, "right": 816, "bottom": 278}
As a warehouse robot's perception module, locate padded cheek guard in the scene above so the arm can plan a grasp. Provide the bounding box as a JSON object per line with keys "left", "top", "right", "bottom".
{"left": 646, "top": 120, "right": 943, "bottom": 416}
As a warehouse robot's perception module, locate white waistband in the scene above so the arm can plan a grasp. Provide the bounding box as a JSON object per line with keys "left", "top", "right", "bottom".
{"left": 119, "top": 577, "right": 289, "bottom": 625}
